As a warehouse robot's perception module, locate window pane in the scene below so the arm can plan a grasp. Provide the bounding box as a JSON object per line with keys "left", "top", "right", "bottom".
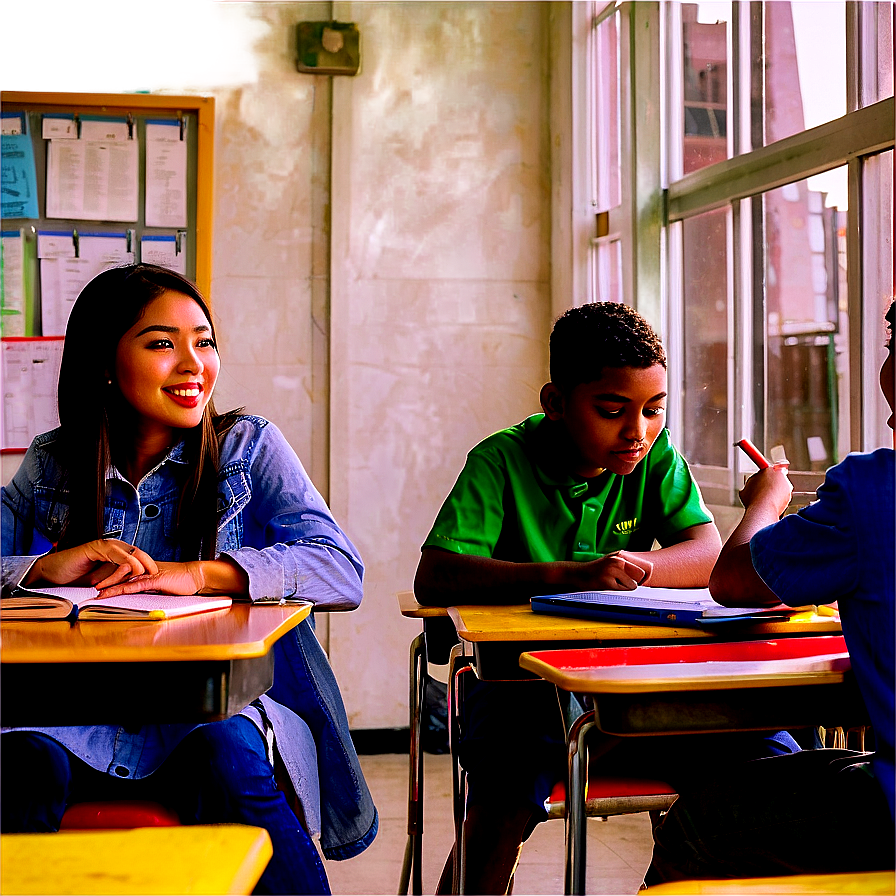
{"left": 762, "top": 168, "right": 848, "bottom": 471}
{"left": 593, "top": 8, "right": 621, "bottom": 210}
{"left": 681, "top": 2, "right": 730, "bottom": 174}
{"left": 762, "top": 1, "right": 846, "bottom": 145}
{"left": 682, "top": 207, "right": 728, "bottom": 466}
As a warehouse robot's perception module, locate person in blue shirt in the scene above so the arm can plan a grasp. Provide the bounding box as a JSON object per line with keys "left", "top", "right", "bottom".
{"left": 646, "top": 300, "right": 895, "bottom": 883}
{"left": 1, "top": 264, "right": 377, "bottom": 894}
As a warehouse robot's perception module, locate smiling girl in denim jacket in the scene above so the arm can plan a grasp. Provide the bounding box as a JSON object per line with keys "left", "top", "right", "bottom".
{"left": 1, "top": 264, "right": 377, "bottom": 895}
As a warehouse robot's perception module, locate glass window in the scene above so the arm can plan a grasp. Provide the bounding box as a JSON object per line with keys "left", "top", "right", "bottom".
{"left": 761, "top": 169, "right": 848, "bottom": 471}
{"left": 579, "top": 1, "right": 893, "bottom": 502}
{"left": 681, "top": 207, "right": 729, "bottom": 466}
{"left": 761, "top": 1, "right": 846, "bottom": 145}
{"left": 681, "top": 1, "right": 730, "bottom": 174}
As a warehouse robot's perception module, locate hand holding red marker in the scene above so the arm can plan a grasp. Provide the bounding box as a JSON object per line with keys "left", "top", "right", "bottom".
{"left": 736, "top": 438, "right": 792, "bottom": 515}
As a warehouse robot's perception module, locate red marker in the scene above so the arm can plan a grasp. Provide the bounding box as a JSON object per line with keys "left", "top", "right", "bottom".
{"left": 734, "top": 438, "right": 770, "bottom": 469}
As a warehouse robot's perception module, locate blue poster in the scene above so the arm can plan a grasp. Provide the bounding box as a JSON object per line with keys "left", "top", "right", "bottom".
{"left": 1, "top": 133, "right": 40, "bottom": 220}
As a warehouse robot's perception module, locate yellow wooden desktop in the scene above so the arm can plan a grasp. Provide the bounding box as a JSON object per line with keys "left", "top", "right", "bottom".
{"left": 645, "top": 870, "right": 895, "bottom": 895}
{"left": 1, "top": 824, "right": 273, "bottom": 895}
{"left": 0, "top": 602, "right": 312, "bottom": 725}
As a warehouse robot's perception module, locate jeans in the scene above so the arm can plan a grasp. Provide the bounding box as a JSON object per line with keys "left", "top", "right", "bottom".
{"left": 1, "top": 717, "right": 331, "bottom": 896}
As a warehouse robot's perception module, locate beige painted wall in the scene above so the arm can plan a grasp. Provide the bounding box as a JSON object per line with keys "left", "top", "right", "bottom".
{"left": 326, "top": 2, "right": 553, "bottom": 727}
{"left": 1, "top": 1, "right": 555, "bottom": 730}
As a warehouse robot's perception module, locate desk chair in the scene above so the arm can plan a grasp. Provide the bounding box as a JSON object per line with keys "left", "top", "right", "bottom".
{"left": 446, "top": 647, "right": 677, "bottom": 896}
{"left": 60, "top": 801, "right": 180, "bottom": 830}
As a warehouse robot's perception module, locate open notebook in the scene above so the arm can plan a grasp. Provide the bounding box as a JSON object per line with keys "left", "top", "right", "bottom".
{"left": 1, "top": 585, "right": 232, "bottom": 622}
{"left": 530, "top": 585, "right": 816, "bottom": 628}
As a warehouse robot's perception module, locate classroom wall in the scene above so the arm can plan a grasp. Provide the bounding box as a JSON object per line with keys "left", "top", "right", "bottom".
{"left": 1, "top": 1, "right": 554, "bottom": 730}
{"left": 324, "top": 2, "right": 553, "bottom": 727}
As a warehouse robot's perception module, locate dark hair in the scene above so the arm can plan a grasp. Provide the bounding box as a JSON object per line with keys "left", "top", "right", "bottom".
{"left": 549, "top": 301, "right": 666, "bottom": 392}
{"left": 55, "top": 263, "right": 237, "bottom": 559}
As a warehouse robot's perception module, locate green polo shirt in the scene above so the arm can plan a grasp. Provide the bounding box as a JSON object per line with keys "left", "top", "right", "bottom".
{"left": 423, "top": 414, "right": 712, "bottom": 563}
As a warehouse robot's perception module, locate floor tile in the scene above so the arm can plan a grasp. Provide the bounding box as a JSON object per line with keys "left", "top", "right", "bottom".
{"left": 324, "top": 753, "right": 654, "bottom": 895}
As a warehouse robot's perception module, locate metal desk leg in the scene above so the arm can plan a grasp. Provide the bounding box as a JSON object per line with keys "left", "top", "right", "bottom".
{"left": 399, "top": 633, "right": 426, "bottom": 896}
{"left": 449, "top": 645, "right": 476, "bottom": 896}
{"left": 565, "top": 710, "right": 595, "bottom": 896}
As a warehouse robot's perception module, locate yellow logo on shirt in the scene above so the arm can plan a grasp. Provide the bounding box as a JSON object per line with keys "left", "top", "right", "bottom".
{"left": 614, "top": 517, "right": 638, "bottom": 534}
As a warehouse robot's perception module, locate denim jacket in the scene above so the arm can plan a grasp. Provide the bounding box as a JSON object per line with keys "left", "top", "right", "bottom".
{"left": 1, "top": 415, "right": 378, "bottom": 859}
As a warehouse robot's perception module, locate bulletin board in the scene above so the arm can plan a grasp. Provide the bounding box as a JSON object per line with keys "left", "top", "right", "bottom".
{"left": 0, "top": 91, "right": 214, "bottom": 451}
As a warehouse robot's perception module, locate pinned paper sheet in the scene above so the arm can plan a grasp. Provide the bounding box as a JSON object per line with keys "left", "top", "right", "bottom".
{"left": 1, "top": 231, "right": 27, "bottom": 336}
{"left": 1, "top": 113, "right": 25, "bottom": 137}
{"left": 39, "top": 231, "right": 134, "bottom": 336}
{"left": 45, "top": 117, "right": 139, "bottom": 222}
{"left": 141, "top": 233, "right": 187, "bottom": 275}
{"left": 145, "top": 121, "right": 187, "bottom": 228}
{"left": 1, "top": 128, "right": 40, "bottom": 220}
{"left": 1, "top": 338, "right": 64, "bottom": 450}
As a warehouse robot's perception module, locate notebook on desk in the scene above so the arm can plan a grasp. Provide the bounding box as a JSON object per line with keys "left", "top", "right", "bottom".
{"left": 530, "top": 585, "right": 810, "bottom": 627}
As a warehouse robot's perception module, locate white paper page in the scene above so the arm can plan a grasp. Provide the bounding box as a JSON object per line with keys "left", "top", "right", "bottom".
{"left": 46, "top": 129, "right": 139, "bottom": 222}
{"left": 0, "top": 339, "right": 63, "bottom": 450}
{"left": 140, "top": 234, "right": 187, "bottom": 275}
{"left": 145, "top": 122, "right": 187, "bottom": 227}
{"left": 18, "top": 585, "right": 100, "bottom": 606}
{"left": 1, "top": 231, "right": 26, "bottom": 336}
{"left": 45, "top": 140, "right": 86, "bottom": 219}
{"left": 39, "top": 233, "right": 132, "bottom": 335}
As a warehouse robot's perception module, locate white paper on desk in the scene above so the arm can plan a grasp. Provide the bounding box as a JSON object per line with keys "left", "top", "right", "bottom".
{"left": 46, "top": 124, "right": 138, "bottom": 222}
{"left": 145, "top": 122, "right": 187, "bottom": 228}
{"left": 1, "top": 231, "right": 26, "bottom": 337}
{"left": 140, "top": 234, "right": 186, "bottom": 275}
{"left": 39, "top": 232, "right": 133, "bottom": 336}
{"left": 1, "top": 339, "right": 63, "bottom": 450}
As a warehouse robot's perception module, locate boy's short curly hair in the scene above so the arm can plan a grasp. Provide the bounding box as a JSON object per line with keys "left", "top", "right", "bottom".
{"left": 550, "top": 301, "right": 666, "bottom": 392}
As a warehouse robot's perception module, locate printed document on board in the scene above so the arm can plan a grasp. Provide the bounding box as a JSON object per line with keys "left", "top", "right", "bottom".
{"left": 45, "top": 119, "right": 138, "bottom": 222}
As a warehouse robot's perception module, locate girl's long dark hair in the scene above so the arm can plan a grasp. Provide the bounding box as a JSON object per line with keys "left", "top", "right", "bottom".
{"left": 55, "top": 264, "right": 238, "bottom": 560}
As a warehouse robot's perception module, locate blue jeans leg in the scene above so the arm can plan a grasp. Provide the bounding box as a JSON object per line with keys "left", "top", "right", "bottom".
{"left": 160, "top": 715, "right": 331, "bottom": 896}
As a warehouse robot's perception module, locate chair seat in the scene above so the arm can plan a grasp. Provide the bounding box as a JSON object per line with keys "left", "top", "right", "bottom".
{"left": 60, "top": 800, "right": 181, "bottom": 830}
{"left": 545, "top": 776, "right": 677, "bottom": 819}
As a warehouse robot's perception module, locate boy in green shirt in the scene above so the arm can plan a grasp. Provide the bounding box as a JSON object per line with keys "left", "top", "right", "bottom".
{"left": 416, "top": 302, "right": 798, "bottom": 894}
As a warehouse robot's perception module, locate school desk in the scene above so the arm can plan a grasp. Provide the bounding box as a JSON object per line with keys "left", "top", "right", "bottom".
{"left": 0, "top": 602, "right": 311, "bottom": 726}
{"left": 518, "top": 639, "right": 868, "bottom": 894}
{"left": 447, "top": 602, "right": 842, "bottom": 680}
{"left": 0, "top": 824, "right": 273, "bottom": 895}
{"left": 645, "top": 870, "right": 895, "bottom": 895}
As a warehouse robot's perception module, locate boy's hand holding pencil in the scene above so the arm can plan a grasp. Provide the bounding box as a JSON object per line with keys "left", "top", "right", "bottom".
{"left": 736, "top": 439, "right": 793, "bottom": 516}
